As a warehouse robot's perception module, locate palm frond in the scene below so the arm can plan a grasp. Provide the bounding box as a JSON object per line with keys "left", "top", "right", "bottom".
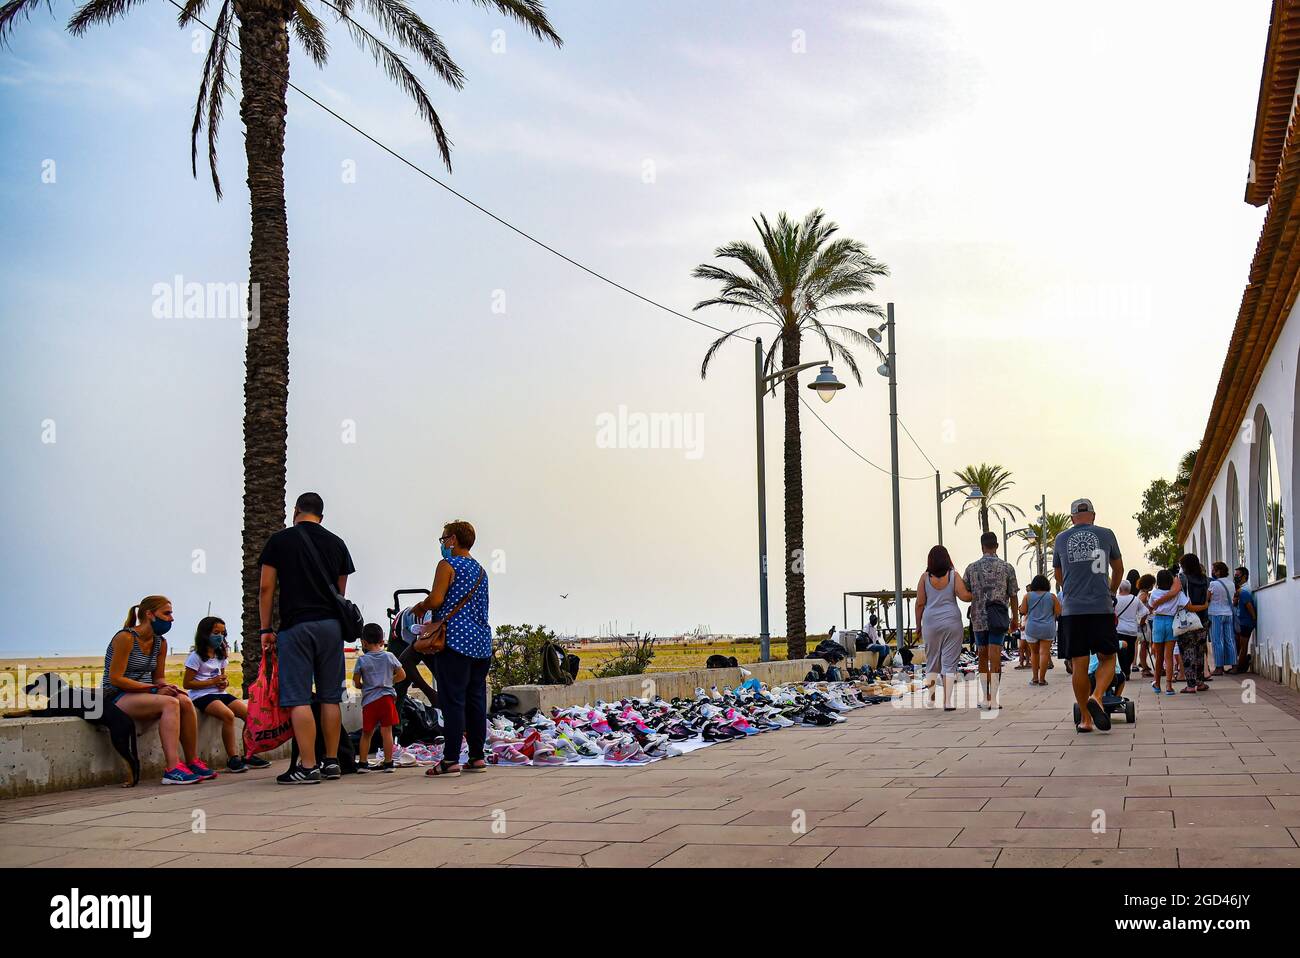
{"left": 0, "top": 0, "right": 51, "bottom": 45}
{"left": 174, "top": 0, "right": 212, "bottom": 26}
{"left": 698, "top": 322, "right": 769, "bottom": 379}
{"left": 328, "top": 3, "right": 453, "bottom": 168}
{"left": 465, "top": 0, "right": 562, "bottom": 46}
{"left": 292, "top": 1, "right": 329, "bottom": 66}
{"left": 819, "top": 323, "right": 886, "bottom": 364}
{"left": 189, "top": 0, "right": 233, "bottom": 198}
{"left": 66, "top": 0, "right": 147, "bottom": 35}
{"left": 358, "top": 0, "right": 464, "bottom": 88}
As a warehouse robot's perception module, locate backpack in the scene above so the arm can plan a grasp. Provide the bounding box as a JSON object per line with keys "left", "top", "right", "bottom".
{"left": 397, "top": 695, "right": 442, "bottom": 744}
{"left": 540, "top": 640, "right": 574, "bottom": 685}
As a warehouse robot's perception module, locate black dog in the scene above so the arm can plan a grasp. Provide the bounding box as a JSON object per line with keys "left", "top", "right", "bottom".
{"left": 25, "top": 673, "right": 141, "bottom": 786}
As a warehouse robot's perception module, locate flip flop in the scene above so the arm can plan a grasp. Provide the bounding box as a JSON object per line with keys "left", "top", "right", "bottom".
{"left": 1086, "top": 698, "right": 1111, "bottom": 731}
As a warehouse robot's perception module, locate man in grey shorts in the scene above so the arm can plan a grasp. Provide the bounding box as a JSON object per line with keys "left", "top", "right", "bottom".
{"left": 1053, "top": 497, "right": 1124, "bottom": 732}
{"left": 258, "top": 492, "right": 356, "bottom": 783}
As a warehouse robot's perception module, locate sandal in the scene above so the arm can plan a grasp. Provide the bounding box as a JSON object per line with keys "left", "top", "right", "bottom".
{"left": 1179, "top": 686, "right": 1197, "bottom": 694}
{"left": 463, "top": 759, "right": 488, "bottom": 773}
{"left": 426, "top": 761, "right": 462, "bottom": 777}
{"left": 1086, "top": 698, "right": 1111, "bottom": 731}
{"left": 1196, "top": 683, "right": 1209, "bottom": 692}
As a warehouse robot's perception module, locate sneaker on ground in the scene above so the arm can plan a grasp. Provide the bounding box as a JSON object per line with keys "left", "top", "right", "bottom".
{"left": 276, "top": 763, "right": 322, "bottom": 785}
{"left": 226, "top": 756, "right": 248, "bottom": 773}
{"left": 187, "top": 758, "right": 218, "bottom": 780}
{"left": 243, "top": 753, "right": 272, "bottom": 769}
{"left": 162, "top": 765, "right": 201, "bottom": 785}
{"left": 321, "top": 759, "right": 342, "bottom": 780}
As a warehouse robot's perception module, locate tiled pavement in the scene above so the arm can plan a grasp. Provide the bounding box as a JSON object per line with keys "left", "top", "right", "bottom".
{"left": 3, "top": 671, "right": 1300, "bottom": 868}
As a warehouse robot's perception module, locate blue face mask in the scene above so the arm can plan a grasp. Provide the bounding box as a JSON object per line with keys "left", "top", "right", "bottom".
{"left": 151, "top": 616, "right": 173, "bottom": 636}
{"left": 441, "top": 543, "right": 454, "bottom": 560}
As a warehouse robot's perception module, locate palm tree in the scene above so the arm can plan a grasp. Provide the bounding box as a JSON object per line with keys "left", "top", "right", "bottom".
{"left": 693, "top": 210, "right": 889, "bottom": 659}
{"left": 1016, "top": 511, "right": 1070, "bottom": 577}
{"left": 2, "top": 0, "right": 561, "bottom": 690}
{"left": 953, "top": 463, "right": 1023, "bottom": 535}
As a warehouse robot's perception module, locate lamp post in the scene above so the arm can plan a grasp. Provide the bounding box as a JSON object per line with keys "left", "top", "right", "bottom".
{"left": 1033, "top": 495, "right": 1047, "bottom": 577}
{"left": 860, "top": 305, "right": 910, "bottom": 653}
{"left": 936, "top": 478, "right": 983, "bottom": 547}
{"left": 753, "top": 337, "right": 843, "bottom": 662}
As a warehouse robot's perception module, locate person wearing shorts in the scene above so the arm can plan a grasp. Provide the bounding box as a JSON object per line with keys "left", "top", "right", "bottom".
{"left": 182, "top": 616, "right": 271, "bottom": 773}
{"left": 964, "top": 531, "right": 1020, "bottom": 711}
{"left": 258, "top": 492, "right": 356, "bottom": 784}
{"left": 1053, "top": 498, "right": 1124, "bottom": 732}
{"left": 354, "top": 623, "right": 405, "bottom": 772}
{"left": 1019, "top": 574, "right": 1060, "bottom": 686}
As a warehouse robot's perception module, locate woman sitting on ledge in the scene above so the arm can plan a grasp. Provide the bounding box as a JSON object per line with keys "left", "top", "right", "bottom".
{"left": 103, "top": 595, "right": 214, "bottom": 785}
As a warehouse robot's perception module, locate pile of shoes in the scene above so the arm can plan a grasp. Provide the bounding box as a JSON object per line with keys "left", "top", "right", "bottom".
{"left": 482, "top": 682, "right": 873, "bottom": 767}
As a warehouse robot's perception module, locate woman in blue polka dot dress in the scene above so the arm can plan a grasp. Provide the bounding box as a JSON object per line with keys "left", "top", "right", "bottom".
{"left": 409, "top": 519, "right": 490, "bottom": 776}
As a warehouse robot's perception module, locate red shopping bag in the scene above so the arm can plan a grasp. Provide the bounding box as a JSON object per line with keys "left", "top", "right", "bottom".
{"left": 242, "top": 650, "right": 293, "bottom": 757}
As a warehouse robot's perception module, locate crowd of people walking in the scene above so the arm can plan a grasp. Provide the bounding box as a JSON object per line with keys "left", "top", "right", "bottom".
{"left": 912, "top": 497, "right": 1258, "bottom": 731}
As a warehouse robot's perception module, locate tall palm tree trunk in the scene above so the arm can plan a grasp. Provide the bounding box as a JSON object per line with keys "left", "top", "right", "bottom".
{"left": 237, "top": 3, "right": 292, "bottom": 692}
{"left": 781, "top": 329, "right": 807, "bottom": 659}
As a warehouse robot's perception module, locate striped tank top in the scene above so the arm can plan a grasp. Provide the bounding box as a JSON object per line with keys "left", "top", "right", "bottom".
{"left": 102, "top": 629, "right": 161, "bottom": 697}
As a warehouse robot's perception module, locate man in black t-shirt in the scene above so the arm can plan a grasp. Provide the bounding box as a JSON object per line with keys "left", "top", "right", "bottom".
{"left": 258, "top": 491, "right": 356, "bottom": 784}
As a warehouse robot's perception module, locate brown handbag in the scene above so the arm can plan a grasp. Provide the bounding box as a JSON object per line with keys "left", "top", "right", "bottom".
{"left": 412, "top": 568, "right": 486, "bottom": 655}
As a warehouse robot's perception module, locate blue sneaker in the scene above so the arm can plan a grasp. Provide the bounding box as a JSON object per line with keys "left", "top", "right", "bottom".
{"left": 162, "top": 765, "right": 201, "bottom": 785}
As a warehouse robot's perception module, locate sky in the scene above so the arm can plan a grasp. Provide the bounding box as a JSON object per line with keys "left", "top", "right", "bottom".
{"left": 0, "top": 0, "right": 1274, "bottom": 655}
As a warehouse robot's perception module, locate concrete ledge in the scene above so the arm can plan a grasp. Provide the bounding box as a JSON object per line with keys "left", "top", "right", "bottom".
{"left": 0, "top": 697, "right": 362, "bottom": 799}
{"left": 502, "top": 658, "right": 824, "bottom": 714}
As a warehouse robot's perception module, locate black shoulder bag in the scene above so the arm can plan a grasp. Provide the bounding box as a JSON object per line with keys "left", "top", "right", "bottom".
{"left": 295, "top": 524, "right": 364, "bottom": 641}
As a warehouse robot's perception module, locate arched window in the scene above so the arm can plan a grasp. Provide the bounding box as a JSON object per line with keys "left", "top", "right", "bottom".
{"left": 1227, "top": 463, "right": 1244, "bottom": 571}
{"left": 1211, "top": 496, "right": 1223, "bottom": 564}
{"left": 1252, "top": 409, "right": 1286, "bottom": 582}
{"left": 1199, "top": 519, "right": 1208, "bottom": 562}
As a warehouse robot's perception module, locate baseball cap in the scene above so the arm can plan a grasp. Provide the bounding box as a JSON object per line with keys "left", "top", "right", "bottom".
{"left": 1070, "top": 497, "right": 1095, "bottom": 516}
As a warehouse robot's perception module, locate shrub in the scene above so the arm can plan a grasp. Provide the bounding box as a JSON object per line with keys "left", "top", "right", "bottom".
{"left": 592, "top": 632, "right": 657, "bottom": 678}
{"left": 490, "top": 623, "right": 556, "bottom": 694}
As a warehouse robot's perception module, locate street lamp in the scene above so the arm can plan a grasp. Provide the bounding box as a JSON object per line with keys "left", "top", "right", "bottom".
{"left": 1033, "top": 495, "right": 1047, "bottom": 576}
{"left": 753, "top": 338, "right": 843, "bottom": 662}
{"left": 935, "top": 479, "right": 982, "bottom": 547}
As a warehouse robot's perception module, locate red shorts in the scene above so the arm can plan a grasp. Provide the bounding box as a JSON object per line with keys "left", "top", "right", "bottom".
{"left": 362, "top": 696, "right": 399, "bottom": 732}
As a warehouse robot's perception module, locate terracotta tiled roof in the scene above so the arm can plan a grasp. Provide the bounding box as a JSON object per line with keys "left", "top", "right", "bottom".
{"left": 1180, "top": 78, "right": 1300, "bottom": 541}
{"left": 1247, "top": 0, "right": 1300, "bottom": 205}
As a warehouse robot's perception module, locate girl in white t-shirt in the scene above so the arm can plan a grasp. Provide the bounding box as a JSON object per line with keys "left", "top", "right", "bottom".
{"left": 182, "top": 617, "right": 270, "bottom": 773}
{"left": 1146, "top": 570, "right": 1186, "bottom": 694}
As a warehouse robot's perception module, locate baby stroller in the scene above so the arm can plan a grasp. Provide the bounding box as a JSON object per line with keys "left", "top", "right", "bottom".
{"left": 1072, "top": 640, "right": 1136, "bottom": 726}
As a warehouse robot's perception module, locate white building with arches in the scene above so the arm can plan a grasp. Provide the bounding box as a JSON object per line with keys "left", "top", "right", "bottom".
{"left": 1180, "top": 0, "right": 1299, "bottom": 689}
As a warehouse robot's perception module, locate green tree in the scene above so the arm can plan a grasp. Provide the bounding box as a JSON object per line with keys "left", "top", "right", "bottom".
{"left": 953, "top": 463, "right": 1023, "bottom": 534}
{"left": 1134, "top": 447, "right": 1198, "bottom": 567}
{"left": 694, "top": 210, "right": 890, "bottom": 659}
{"left": 1016, "top": 511, "right": 1071, "bottom": 576}
{"left": 2, "top": 0, "right": 562, "bottom": 691}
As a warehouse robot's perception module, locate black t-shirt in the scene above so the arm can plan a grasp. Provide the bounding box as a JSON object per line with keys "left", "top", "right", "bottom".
{"left": 258, "top": 522, "right": 356, "bottom": 629}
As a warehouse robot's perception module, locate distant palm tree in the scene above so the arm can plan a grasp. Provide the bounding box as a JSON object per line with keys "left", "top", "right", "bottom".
{"left": 694, "top": 210, "right": 889, "bottom": 659}
{"left": 1016, "top": 511, "right": 1070, "bottom": 576}
{"left": 953, "top": 463, "right": 1023, "bottom": 534}
{"left": 2, "top": 0, "right": 562, "bottom": 691}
